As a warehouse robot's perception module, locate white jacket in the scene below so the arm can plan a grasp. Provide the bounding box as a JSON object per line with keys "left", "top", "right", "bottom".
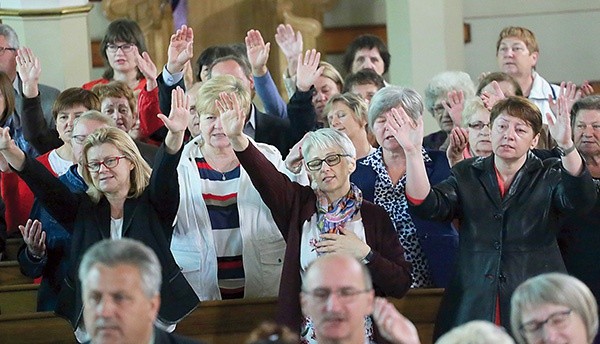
{"left": 171, "top": 136, "right": 305, "bottom": 300}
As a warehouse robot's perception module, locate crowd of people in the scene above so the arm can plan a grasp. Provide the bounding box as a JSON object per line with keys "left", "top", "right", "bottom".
{"left": 0, "top": 17, "right": 598, "bottom": 344}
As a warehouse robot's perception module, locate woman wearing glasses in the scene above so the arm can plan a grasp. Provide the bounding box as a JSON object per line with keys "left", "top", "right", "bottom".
{"left": 0, "top": 88, "right": 198, "bottom": 337}
{"left": 83, "top": 19, "right": 147, "bottom": 92}
{"left": 217, "top": 91, "right": 411, "bottom": 344}
{"left": 511, "top": 273, "right": 598, "bottom": 344}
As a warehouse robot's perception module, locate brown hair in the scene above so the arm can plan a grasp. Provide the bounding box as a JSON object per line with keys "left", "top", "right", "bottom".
{"left": 52, "top": 88, "right": 101, "bottom": 120}
{"left": 99, "top": 19, "right": 146, "bottom": 80}
{"left": 476, "top": 72, "right": 523, "bottom": 97}
{"left": 91, "top": 81, "right": 137, "bottom": 114}
{"left": 490, "top": 96, "right": 542, "bottom": 135}
{"left": 0, "top": 71, "right": 15, "bottom": 124}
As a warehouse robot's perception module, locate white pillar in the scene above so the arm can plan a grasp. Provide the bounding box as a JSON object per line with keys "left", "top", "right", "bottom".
{"left": 0, "top": 1, "right": 93, "bottom": 90}
{"left": 385, "top": 0, "right": 464, "bottom": 134}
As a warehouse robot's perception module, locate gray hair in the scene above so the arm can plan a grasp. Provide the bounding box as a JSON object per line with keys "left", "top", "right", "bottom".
{"left": 73, "top": 110, "right": 116, "bottom": 129}
{"left": 368, "top": 85, "right": 424, "bottom": 129}
{"left": 301, "top": 128, "right": 357, "bottom": 162}
{"left": 436, "top": 320, "right": 515, "bottom": 344}
{"left": 424, "top": 71, "right": 475, "bottom": 114}
{"left": 510, "top": 273, "right": 598, "bottom": 344}
{"left": 0, "top": 24, "right": 19, "bottom": 48}
{"left": 302, "top": 253, "right": 373, "bottom": 292}
{"left": 78, "top": 238, "right": 162, "bottom": 298}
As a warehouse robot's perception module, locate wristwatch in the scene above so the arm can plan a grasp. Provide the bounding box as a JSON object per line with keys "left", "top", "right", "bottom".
{"left": 361, "top": 249, "right": 375, "bottom": 264}
{"left": 557, "top": 144, "right": 576, "bottom": 156}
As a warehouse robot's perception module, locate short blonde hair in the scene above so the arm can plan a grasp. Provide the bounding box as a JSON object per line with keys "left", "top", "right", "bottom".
{"left": 195, "top": 75, "right": 251, "bottom": 117}
{"left": 496, "top": 27, "right": 539, "bottom": 54}
{"left": 461, "top": 97, "right": 489, "bottom": 128}
{"left": 81, "top": 127, "right": 151, "bottom": 203}
{"left": 319, "top": 61, "right": 344, "bottom": 93}
{"left": 323, "top": 92, "right": 368, "bottom": 129}
{"left": 436, "top": 320, "right": 515, "bottom": 344}
{"left": 511, "top": 273, "right": 598, "bottom": 344}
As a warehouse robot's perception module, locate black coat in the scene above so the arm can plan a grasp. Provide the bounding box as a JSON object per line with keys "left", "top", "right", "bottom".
{"left": 410, "top": 152, "right": 596, "bottom": 338}
{"left": 17, "top": 145, "right": 199, "bottom": 329}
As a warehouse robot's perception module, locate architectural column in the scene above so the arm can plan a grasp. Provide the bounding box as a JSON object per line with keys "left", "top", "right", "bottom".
{"left": 0, "top": 0, "right": 93, "bottom": 90}
{"left": 385, "top": 0, "right": 464, "bottom": 133}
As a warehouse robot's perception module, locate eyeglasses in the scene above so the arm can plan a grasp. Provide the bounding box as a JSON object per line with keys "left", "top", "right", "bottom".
{"left": 305, "top": 154, "right": 351, "bottom": 171}
{"left": 302, "top": 287, "right": 371, "bottom": 302}
{"left": 432, "top": 104, "right": 446, "bottom": 115}
{"left": 0, "top": 47, "right": 16, "bottom": 56}
{"left": 106, "top": 43, "right": 136, "bottom": 54}
{"left": 86, "top": 156, "right": 128, "bottom": 172}
{"left": 468, "top": 121, "right": 491, "bottom": 130}
{"left": 520, "top": 309, "right": 573, "bottom": 337}
{"left": 71, "top": 134, "right": 87, "bottom": 145}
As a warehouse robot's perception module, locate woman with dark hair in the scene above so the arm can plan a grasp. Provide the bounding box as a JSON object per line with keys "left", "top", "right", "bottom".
{"left": 83, "top": 19, "right": 147, "bottom": 92}
{"left": 394, "top": 95, "right": 595, "bottom": 337}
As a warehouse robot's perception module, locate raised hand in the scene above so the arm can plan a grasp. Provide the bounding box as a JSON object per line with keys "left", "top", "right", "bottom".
{"left": 480, "top": 81, "right": 505, "bottom": 111}
{"left": 134, "top": 47, "right": 158, "bottom": 91}
{"left": 245, "top": 29, "right": 270, "bottom": 77}
{"left": 385, "top": 108, "right": 423, "bottom": 154}
{"left": 0, "top": 127, "right": 14, "bottom": 151}
{"left": 275, "top": 24, "right": 303, "bottom": 76}
{"left": 158, "top": 87, "right": 189, "bottom": 134}
{"left": 216, "top": 92, "right": 246, "bottom": 138}
{"left": 546, "top": 94, "right": 573, "bottom": 148}
{"left": 296, "top": 49, "right": 323, "bottom": 92}
{"left": 442, "top": 90, "right": 464, "bottom": 126}
{"left": 373, "top": 297, "right": 421, "bottom": 344}
{"left": 446, "top": 127, "right": 468, "bottom": 166}
{"left": 166, "top": 25, "right": 194, "bottom": 74}
{"left": 16, "top": 47, "right": 41, "bottom": 98}
{"left": 285, "top": 133, "right": 308, "bottom": 173}
{"left": 581, "top": 80, "right": 594, "bottom": 96}
{"left": 19, "top": 219, "right": 46, "bottom": 258}
{"left": 316, "top": 227, "right": 371, "bottom": 259}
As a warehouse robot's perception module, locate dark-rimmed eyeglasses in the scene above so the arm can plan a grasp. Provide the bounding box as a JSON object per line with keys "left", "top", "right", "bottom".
{"left": 302, "top": 287, "right": 371, "bottom": 302}
{"left": 520, "top": 309, "right": 572, "bottom": 337}
{"left": 305, "top": 154, "right": 351, "bottom": 172}
{"left": 106, "top": 43, "right": 135, "bottom": 54}
{"left": 86, "top": 156, "right": 128, "bottom": 172}
{"left": 468, "top": 121, "right": 491, "bottom": 130}
{"left": 0, "top": 47, "right": 16, "bottom": 56}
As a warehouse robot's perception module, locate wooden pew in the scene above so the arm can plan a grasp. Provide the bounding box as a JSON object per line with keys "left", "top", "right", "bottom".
{"left": 4, "top": 238, "right": 23, "bottom": 261}
{"left": 0, "top": 261, "right": 33, "bottom": 285}
{"left": 0, "top": 288, "right": 443, "bottom": 344}
{"left": 0, "top": 284, "right": 38, "bottom": 315}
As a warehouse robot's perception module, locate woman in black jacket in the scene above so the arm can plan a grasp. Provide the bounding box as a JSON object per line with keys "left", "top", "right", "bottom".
{"left": 390, "top": 95, "right": 596, "bottom": 338}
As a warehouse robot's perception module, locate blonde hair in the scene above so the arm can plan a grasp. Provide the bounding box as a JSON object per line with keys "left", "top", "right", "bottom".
{"left": 81, "top": 127, "right": 151, "bottom": 203}
{"left": 195, "top": 75, "right": 251, "bottom": 117}
{"left": 461, "top": 97, "right": 489, "bottom": 128}
{"left": 436, "top": 320, "right": 515, "bottom": 344}
{"left": 496, "top": 27, "right": 539, "bottom": 54}
{"left": 319, "top": 61, "right": 344, "bottom": 93}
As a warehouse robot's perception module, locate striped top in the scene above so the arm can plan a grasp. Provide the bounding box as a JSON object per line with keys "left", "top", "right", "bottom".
{"left": 196, "top": 157, "right": 245, "bottom": 299}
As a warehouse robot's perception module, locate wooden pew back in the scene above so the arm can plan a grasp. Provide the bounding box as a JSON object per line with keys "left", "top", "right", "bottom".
{"left": 0, "top": 284, "right": 38, "bottom": 315}
{"left": 0, "top": 261, "right": 34, "bottom": 285}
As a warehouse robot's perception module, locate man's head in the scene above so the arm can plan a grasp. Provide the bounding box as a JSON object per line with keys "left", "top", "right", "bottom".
{"left": 343, "top": 34, "right": 390, "bottom": 76}
{"left": 208, "top": 55, "right": 254, "bottom": 95}
{"left": 0, "top": 24, "right": 19, "bottom": 81}
{"left": 71, "top": 110, "right": 115, "bottom": 164}
{"left": 496, "top": 27, "right": 539, "bottom": 78}
{"left": 195, "top": 45, "right": 240, "bottom": 82}
{"left": 343, "top": 69, "right": 386, "bottom": 104}
{"left": 301, "top": 253, "right": 374, "bottom": 344}
{"left": 79, "top": 238, "right": 161, "bottom": 344}
{"left": 572, "top": 95, "right": 600, "bottom": 159}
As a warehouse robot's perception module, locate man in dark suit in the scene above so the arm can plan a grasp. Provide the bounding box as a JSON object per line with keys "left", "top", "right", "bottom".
{"left": 79, "top": 238, "right": 201, "bottom": 344}
{"left": 0, "top": 24, "right": 60, "bottom": 158}
{"left": 208, "top": 55, "right": 291, "bottom": 156}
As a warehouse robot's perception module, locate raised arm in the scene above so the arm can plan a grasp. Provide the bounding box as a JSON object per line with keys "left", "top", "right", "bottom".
{"left": 547, "top": 92, "right": 583, "bottom": 176}
{"left": 17, "top": 47, "right": 61, "bottom": 153}
{"left": 385, "top": 108, "right": 431, "bottom": 200}
{"left": 135, "top": 47, "right": 164, "bottom": 140}
{"left": 246, "top": 29, "right": 287, "bottom": 118}
{"left": 159, "top": 87, "right": 189, "bottom": 154}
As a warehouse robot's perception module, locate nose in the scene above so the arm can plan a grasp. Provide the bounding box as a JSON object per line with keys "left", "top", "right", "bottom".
{"left": 96, "top": 297, "right": 116, "bottom": 317}
{"left": 362, "top": 60, "right": 375, "bottom": 70}
{"left": 97, "top": 162, "right": 110, "bottom": 172}
{"left": 330, "top": 117, "right": 341, "bottom": 128}
{"left": 582, "top": 125, "right": 594, "bottom": 136}
{"left": 325, "top": 292, "right": 343, "bottom": 312}
{"left": 214, "top": 116, "right": 223, "bottom": 129}
{"left": 481, "top": 125, "right": 491, "bottom": 135}
{"left": 541, "top": 323, "right": 561, "bottom": 343}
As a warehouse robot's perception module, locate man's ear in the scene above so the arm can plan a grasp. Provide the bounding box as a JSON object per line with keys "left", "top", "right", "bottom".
{"left": 365, "top": 290, "right": 375, "bottom": 316}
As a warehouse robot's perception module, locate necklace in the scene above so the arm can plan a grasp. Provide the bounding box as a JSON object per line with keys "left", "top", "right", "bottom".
{"left": 201, "top": 149, "right": 239, "bottom": 181}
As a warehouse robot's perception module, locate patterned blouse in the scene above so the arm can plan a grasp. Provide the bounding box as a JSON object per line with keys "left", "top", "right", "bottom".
{"left": 360, "top": 147, "right": 434, "bottom": 288}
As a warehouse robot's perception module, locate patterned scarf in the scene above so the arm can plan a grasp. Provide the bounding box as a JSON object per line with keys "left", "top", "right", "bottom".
{"left": 316, "top": 183, "right": 363, "bottom": 236}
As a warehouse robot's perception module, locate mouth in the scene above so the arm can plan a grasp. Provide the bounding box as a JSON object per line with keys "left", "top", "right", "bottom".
{"left": 322, "top": 175, "right": 336, "bottom": 183}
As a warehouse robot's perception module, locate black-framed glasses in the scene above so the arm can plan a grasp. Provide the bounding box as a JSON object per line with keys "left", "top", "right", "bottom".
{"left": 86, "top": 156, "right": 128, "bottom": 172}
{"left": 71, "top": 134, "right": 87, "bottom": 145}
{"left": 520, "top": 309, "right": 572, "bottom": 337}
{"left": 306, "top": 154, "right": 351, "bottom": 172}
{"left": 468, "top": 121, "right": 491, "bottom": 130}
{"left": 302, "top": 287, "right": 372, "bottom": 302}
{"left": 106, "top": 43, "right": 135, "bottom": 54}
{"left": 0, "top": 47, "right": 16, "bottom": 56}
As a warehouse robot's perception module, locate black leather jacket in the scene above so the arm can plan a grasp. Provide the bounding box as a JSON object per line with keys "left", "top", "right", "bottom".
{"left": 410, "top": 152, "right": 596, "bottom": 338}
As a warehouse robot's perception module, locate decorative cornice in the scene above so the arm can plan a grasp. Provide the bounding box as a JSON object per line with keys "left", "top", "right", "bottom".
{"left": 0, "top": 4, "right": 93, "bottom": 17}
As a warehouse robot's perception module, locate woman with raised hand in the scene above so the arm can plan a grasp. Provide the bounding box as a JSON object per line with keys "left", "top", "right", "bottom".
{"left": 218, "top": 90, "right": 410, "bottom": 344}
{"left": 0, "top": 88, "right": 198, "bottom": 339}
{"left": 393, "top": 94, "right": 596, "bottom": 338}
